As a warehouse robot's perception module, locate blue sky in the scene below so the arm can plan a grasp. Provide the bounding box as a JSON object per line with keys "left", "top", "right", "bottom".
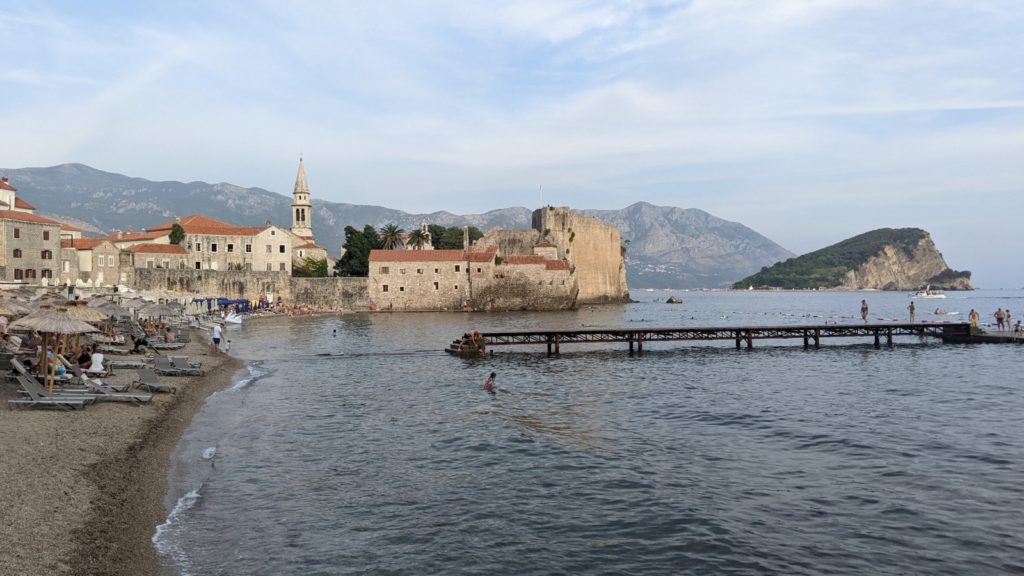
{"left": 2, "top": 1, "right": 1022, "bottom": 287}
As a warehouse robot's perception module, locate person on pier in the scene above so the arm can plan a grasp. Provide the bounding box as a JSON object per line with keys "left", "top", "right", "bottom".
{"left": 860, "top": 300, "right": 869, "bottom": 323}
{"left": 994, "top": 308, "right": 1006, "bottom": 330}
{"left": 908, "top": 301, "right": 916, "bottom": 323}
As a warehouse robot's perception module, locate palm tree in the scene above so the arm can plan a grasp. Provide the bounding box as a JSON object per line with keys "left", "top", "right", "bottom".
{"left": 407, "top": 228, "right": 429, "bottom": 250}
{"left": 379, "top": 223, "right": 405, "bottom": 250}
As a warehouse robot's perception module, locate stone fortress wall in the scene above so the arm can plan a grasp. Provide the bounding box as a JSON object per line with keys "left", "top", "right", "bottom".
{"left": 531, "top": 206, "right": 630, "bottom": 303}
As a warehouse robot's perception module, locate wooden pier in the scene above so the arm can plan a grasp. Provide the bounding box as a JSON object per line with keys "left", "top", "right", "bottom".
{"left": 456, "top": 322, "right": 977, "bottom": 355}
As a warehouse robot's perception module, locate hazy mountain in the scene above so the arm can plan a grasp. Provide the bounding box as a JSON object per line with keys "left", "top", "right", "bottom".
{"left": 2, "top": 164, "right": 793, "bottom": 288}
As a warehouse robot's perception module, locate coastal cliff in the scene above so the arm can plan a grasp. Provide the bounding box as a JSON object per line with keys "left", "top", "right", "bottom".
{"left": 736, "top": 228, "right": 972, "bottom": 291}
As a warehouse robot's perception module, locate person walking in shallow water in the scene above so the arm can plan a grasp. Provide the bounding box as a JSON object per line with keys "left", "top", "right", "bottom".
{"left": 860, "top": 300, "right": 869, "bottom": 323}
{"left": 908, "top": 301, "right": 916, "bottom": 323}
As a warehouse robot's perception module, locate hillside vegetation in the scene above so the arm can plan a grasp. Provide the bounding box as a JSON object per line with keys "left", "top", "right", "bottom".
{"left": 735, "top": 228, "right": 970, "bottom": 289}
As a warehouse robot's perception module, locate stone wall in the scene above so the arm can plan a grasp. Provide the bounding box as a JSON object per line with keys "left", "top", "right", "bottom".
{"left": 474, "top": 262, "right": 578, "bottom": 311}
{"left": 533, "top": 206, "right": 630, "bottom": 303}
{"left": 126, "top": 268, "right": 369, "bottom": 310}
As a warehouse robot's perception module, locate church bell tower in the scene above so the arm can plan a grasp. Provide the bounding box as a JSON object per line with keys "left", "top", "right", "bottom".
{"left": 291, "top": 157, "right": 314, "bottom": 240}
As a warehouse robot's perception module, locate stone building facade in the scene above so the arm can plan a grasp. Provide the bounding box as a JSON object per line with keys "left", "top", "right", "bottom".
{"left": 531, "top": 206, "right": 629, "bottom": 304}
{"left": 58, "top": 238, "right": 122, "bottom": 287}
{"left": 0, "top": 210, "right": 63, "bottom": 283}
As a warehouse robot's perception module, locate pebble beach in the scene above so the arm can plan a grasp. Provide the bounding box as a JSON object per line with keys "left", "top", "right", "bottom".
{"left": 0, "top": 332, "right": 243, "bottom": 576}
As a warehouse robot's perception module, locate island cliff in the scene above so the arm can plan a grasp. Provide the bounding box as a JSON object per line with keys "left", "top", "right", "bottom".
{"left": 736, "top": 228, "right": 972, "bottom": 291}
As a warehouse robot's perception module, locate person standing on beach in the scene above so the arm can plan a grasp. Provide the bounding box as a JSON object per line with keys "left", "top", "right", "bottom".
{"left": 210, "top": 323, "right": 223, "bottom": 353}
{"left": 860, "top": 300, "right": 869, "bottom": 323}
{"left": 484, "top": 372, "right": 496, "bottom": 393}
{"left": 908, "top": 301, "right": 916, "bottom": 323}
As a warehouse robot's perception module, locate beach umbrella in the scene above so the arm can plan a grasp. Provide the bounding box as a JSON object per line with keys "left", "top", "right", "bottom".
{"left": 0, "top": 299, "right": 32, "bottom": 315}
{"left": 63, "top": 301, "right": 110, "bottom": 323}
{"left": 10, "top": 307, "right": 99, "bottom": 393}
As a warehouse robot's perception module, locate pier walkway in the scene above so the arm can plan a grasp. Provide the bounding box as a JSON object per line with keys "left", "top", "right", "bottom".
{"left": 451, "top": 322, "right": 979, "bottom": 355}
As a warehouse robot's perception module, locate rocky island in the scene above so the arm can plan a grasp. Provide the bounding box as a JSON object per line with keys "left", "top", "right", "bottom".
{"left": 735, "top": 228, "right": 972, "bottom": 291}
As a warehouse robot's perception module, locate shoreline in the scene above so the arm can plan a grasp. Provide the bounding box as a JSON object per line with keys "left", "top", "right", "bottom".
{"left": 0, "top": 331, "right": 244, "bottom": 576}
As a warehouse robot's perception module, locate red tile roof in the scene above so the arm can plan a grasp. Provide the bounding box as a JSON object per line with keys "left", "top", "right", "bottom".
{"left": 0, "top": 177, "right": 15, "bottom": 192}
{"left": 147, "top": 214, "right": 266, "bottom": 236}
{"left": 61, "top": 238, "right": 106, "bottom": 250}
{"left": 60, "top": 223, "right": 82, "bottom": 232}
{"left": 545, "top": 260, "right": 570, "bottom": 271}
{"left": 0, "top": 210, "right": 61, "bottom": 225}
{"left": 14, "top": 197, "right": 34, "bottom": 210}
{"left": 369, "top": 245, "right": 498, "bottom": 263}
{"left": 126, "top": 243, "right": 186, "bottom": 254}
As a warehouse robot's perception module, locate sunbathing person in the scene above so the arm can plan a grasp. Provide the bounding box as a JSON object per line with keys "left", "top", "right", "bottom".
{"left": 132, "top": 334, "right": 150, "bottom": 353}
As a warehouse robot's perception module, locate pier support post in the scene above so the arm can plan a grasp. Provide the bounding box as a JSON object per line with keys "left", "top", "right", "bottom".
{"left": 814, "top": 328, "right": 821, "bottom": 349}
{"left": 886, "top": 328, "right": 893, "bottom": 349}
{"left": 628, "top": 333, "right": 634, "bottom": 356}
{"left": 546, "top": 336, "right": 552, "bottom": 356}
{"left": 873, "top": 329, "right": 880, "bottom": 349}
{"left": 735, "top": 330, "right": 742, "bottom": 350}
{"left": 803, "top": 330, "right": 809, "bottom": 349}
{"left": 746, "top": 329, "right": 753, "bottom": 350}
{"left": 555, "top": 334, "right": 561, "bottom": 355}
{"left": 637, "top": 332, "right": 644, "bottom": 355}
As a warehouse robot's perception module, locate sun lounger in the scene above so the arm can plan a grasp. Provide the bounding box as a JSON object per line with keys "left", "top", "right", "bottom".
{"left": 107, "top": 359, "right": 147, "bottom": 369}
{"left": 151, "top": 341, "right": 186, "bottom": 351}
{"left": 165, "top": 355, "right": 202, "bottom": 369}
{"left": 9, "top": 375, "right": 93, "bottom": 410}
{"left": 79, "top": 378, "right": 152, "bottom": 404}
{"left": 133, "top": 368, "right": 177, "bottom": 394}
{"left": 151, "top": 355, "right": 205, "bottom": 376}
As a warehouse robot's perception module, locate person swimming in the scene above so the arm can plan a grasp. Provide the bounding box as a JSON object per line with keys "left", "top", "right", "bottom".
{"left": 484, "top": 372, "right": 496, "bottom": 393}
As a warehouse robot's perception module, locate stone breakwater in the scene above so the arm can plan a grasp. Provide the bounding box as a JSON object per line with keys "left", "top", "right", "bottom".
{"left": 0, "top": 334, "right": 244, "bottom": 576}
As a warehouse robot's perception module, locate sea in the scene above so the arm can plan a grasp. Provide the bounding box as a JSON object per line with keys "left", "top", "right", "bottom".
{"left": 154, "top": 289, "right": 1024, "bottom": 576}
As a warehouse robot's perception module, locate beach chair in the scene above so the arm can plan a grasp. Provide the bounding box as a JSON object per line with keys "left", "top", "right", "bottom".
{"left": 132, "top": 368, "right": 177, "bottom": 394}
{"left": 8, "top": 375, "right": 93, "bottom": 410}
{"left": 165, "top": 355, "right": 202, "bottom": 369}
{"left": 79, "top": 378, "right": 153, "bottom": 404}
{"left": 58, "top": 354, "right": 117, "bottom": 384}
{"left": 151, "top": 355, "right": 205, "bottom": 377}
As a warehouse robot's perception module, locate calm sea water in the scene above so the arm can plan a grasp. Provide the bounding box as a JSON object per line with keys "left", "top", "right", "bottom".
{"left": 156, "top": 289, "right": 1024, "bottom": 576}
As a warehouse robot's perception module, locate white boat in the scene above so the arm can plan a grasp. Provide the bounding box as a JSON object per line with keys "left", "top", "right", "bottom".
{"left": 223, "top": 312, "right": 243, "bottom": 324}
{"left": 912, "top": 285, "right": 946, "bottom": 299}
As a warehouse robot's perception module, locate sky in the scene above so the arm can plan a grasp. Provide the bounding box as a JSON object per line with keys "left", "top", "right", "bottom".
{"left": 1, "top": 0, "right": 1022, "bottom": 287}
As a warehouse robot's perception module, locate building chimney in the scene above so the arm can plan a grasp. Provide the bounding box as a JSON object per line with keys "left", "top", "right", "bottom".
{"left": 463, "top": 226, "right": 470, "bottom": 248}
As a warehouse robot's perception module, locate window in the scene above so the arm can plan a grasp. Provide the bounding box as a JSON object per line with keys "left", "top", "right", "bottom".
{"left": 279, "top": 245, "right": 286, "bottom": 253}
{"left": 266, "top": 263, "right": 272, "bottom": 271}
{"left": 399, "top": 286, "right": 405, "bottom": 292}
{"left": 454, "top": 284, "right": 459, "bottom": 290}
{"left": 62, "top": 260, "right": 70, "bottom": 272}
{"left": 43, "top": 231, "right": 50, "bottom": 241}
{"left": 195, "top": 262, "right": 201, "bottom": 269}
{"left": 271, "top": 230, "right": 276, "bottom": 236}
{"left": 434, "top": 268, "right": 439, "bottom": 274}
{"left": 380, "top": 266, "right": 389, "bottom": 274}
{"left": 417, "top": 269, "right": 423, "bottom": 274}
{"left": 211, "top": 243, "right": 218, "bottom": 253}
{"left": 400, "top": 269, "right": 406, "bottom": 274}
{"left": 13, "top": 228, "right": 20, "bottom": 239}
{"left": 107, "top": 255, "right": 115, "bottom": 266}
{"left": 196, "top": 243, "right": 202, "bottom": 252}
{"left": 477, "top": 267, "right": 481, "bottom": 273}
{"left": 382, "top": 285, "right": 389, "bottom": 292}
{"left": 14, "top": 269, "right": 23, "bottom": 280}
{"left": 146, "top": 259, "right": 155, "bottom": 269}
{"left": 162, "top": 259, "right": 169, "bottom": 268}
{"left": 245, "top": 244, "right": 252, "bottom": 253}
{"left": 25, "top": 269, "right": 36, "bottom": 279}
{"left": 41, "top": 250, "right": 53, "bottom": 260}
{"left": 41, "top": 269, "right": 52, "bottom": 279}
{"left": 455, "top": 265, "right": 461, "bottom": 272}
{"left": 97, "top": 256, "right": 104, "bottom": 267}
{"left": 12, "top": 249, "right": 21, "bottom": 258}
{"left": 279, "top": 262, "right": 286, "bottom": 271}
{"left": 227, "top": 244, "right": 234, "bottom": 253}
{"left": 433, "top": 282, "right": 439, "bottom": 290}
{"left": 266, "top": 245, "right": 272, "bottom": 253}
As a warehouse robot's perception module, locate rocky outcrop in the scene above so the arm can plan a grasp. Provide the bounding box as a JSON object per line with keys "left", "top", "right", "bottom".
{"left": 840, "top": 233, "right": 972, "bottom": 290}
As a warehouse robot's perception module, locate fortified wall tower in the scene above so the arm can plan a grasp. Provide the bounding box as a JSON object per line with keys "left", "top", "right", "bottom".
{"left": 532, "top": 206, "right": 629, "bottom": 304}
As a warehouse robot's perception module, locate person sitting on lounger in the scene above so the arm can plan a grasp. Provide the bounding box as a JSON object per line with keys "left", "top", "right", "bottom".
{"left": 86, "top": 347, "right": 106, "bottom": 375}
{"left": 132, "top": 334, "right": 150, "bottom": 353}
{"left": 77, "top": 345, "right": 92, "bottom": 368}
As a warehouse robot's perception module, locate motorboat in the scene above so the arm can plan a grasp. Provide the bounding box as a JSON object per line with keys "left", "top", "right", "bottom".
{"left": 912, "top": 285, "right": 946, "bottom": 299}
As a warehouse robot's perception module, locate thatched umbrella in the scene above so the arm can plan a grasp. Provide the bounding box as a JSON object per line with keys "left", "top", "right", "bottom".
{"left": 10, "top": 307, "right": 99, "bottom": 393}
{"left": 0, "top": 299, "right": 32, "bottom": 315}
{"left": 63, "top": 302, "right": 110, "bottom": 324}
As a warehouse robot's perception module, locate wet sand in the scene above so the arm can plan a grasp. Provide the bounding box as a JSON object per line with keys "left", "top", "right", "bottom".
{"left": 0, "top": 332, "right": 243, "bottom": 576}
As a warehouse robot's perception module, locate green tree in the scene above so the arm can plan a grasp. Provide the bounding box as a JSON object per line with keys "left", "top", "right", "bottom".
{"left": 427, "top": 224, "right": 447, "bottom": 249}
{"left": 407, "top": 228, "right": 430, "bottom": 249}
{"left": 379, "top": 223, "right": 405, "bottom": 250}
{"left": 169, "top": 223, "right": 185, "bottom": 245}
{"left": 435, "top": 226, "right": 484, "bottom": 249}
{"left": 334, "top": 225, "right": 381, "bottom": 277}
{"left": 293, "top": 257, "right": 329, "bottom": 277}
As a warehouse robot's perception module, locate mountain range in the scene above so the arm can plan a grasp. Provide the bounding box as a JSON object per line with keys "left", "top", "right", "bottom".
{"left": 1, "top": 163, "right": 794, "bottom": 288}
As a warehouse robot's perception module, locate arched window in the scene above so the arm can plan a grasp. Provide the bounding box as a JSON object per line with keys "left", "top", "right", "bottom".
{"left": 12, "top": 249, "right": 22, "bottom": 258}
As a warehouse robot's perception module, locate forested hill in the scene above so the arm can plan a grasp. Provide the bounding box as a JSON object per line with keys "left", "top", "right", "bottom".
{"left": 735, "top": 228, "right": 973, "bottom": 290}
